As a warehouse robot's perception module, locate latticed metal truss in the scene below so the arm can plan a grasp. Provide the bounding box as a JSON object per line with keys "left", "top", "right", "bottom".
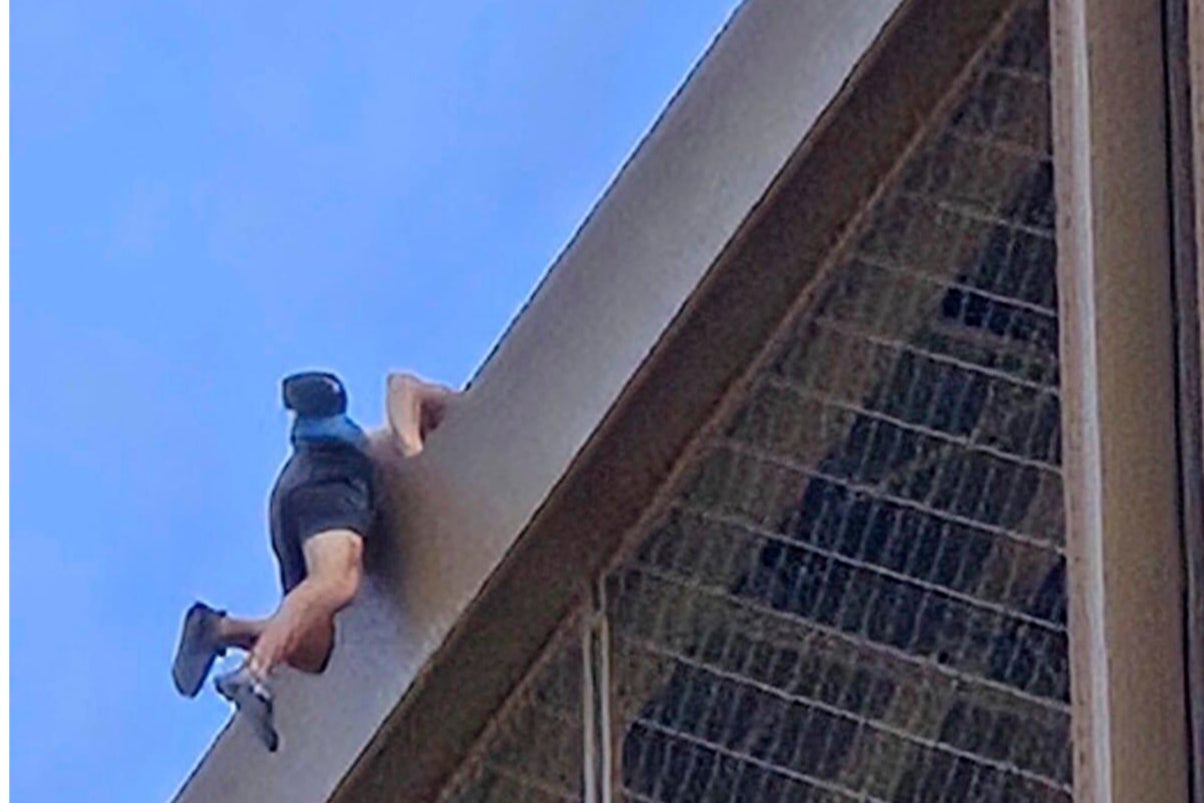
{"left": 439, "top": 2, "right": 1067, "bottom": 801}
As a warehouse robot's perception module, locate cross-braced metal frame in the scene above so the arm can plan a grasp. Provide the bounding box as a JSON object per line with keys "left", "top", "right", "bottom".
{"left": 437, "top": 4, "right": 1076, "bottom": 801}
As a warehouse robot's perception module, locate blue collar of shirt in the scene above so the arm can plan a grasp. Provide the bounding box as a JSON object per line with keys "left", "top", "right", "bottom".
{"left": 291, "top": 413, "right": 367, "bottom": 449}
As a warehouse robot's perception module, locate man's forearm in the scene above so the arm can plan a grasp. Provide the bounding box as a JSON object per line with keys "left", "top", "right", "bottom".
{"left": 280, "top": 565, "right": 360, "bottom": 623}
{"left": 385, "top": 372, "right": 457, "bottom": 456}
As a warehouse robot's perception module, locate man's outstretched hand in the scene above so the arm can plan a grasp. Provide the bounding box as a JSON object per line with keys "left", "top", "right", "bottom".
{"left": 386, "top": 372, "right": 458, "bottom": 457}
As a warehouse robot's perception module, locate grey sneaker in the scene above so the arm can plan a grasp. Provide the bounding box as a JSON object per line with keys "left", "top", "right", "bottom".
{"left": 215, "top": 667, "right": 279, "bottom": 752}
{"left": 172, "top": 602, "right": 225, "bottom": 697}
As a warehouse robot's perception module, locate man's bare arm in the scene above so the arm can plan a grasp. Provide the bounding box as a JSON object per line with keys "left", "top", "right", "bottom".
{"left": 381, "top": 372, "right": 458, "bottom": 457}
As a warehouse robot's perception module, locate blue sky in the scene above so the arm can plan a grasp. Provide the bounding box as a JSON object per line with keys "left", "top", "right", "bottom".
{"left": 12, "top": 1, "right": 739, "bottom": 799}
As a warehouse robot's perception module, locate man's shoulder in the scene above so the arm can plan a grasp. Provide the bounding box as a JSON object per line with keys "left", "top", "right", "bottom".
{"left": 364, "top": 428, "right": 403, "bottom": 463}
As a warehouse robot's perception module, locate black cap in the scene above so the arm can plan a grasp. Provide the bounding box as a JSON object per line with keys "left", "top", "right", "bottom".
{"left": 282, "top": 371, "right": 347, "bottom": 416}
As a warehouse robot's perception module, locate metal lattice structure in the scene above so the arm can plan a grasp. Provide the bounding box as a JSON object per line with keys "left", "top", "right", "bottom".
{"left": 441, "top": 2, "right": 1067, "bottom": 801}
{"left": 438, "top": 621, "right": 586, "bottom": 802}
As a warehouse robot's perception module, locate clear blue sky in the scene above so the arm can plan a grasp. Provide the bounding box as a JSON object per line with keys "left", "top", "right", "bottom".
{"left": 12, "top": 1, "right": 739, "bottom": 800}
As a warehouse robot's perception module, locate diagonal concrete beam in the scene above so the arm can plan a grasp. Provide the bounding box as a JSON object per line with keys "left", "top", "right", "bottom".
{"left": 172, "top": 1, "right": 912, "bottom": 801}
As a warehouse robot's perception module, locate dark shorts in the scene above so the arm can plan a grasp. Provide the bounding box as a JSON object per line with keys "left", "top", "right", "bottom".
{"left": 269, "top": 443, "right": 374, "bottom": 593}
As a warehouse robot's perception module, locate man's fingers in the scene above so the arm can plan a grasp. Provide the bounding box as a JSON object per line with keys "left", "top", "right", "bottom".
{"left": 247, "top": 655, "right": 266, "bottom": 680}
{"left": 419, "top": 399, "right": 445, "bottom": 437}
{"left": 386, "top": 375, "right": 424, "bottom": 454}
{"left": 418, "top": 387, "right": 458, "bottom": 437}
{"left": 248, "top": 629, "right": 285, "bottom": 679}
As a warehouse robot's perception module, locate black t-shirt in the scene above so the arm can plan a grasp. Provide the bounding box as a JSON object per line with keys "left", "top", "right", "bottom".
{"left": 268, "top": 441, "right": 374, "bottom": 593}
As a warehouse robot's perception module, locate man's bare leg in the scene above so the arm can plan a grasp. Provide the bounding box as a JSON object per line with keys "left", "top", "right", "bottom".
{"left": 212, "top": 531, "right": 363, "bottom": 751}
{"left": 215, "top": 616, "right": 269, "bottom": 652}
{"left": 172, "top": 609, "right": 271, "bottom": 697}
{"left": 247, "top": 529, "right": 364, "bottom": 678}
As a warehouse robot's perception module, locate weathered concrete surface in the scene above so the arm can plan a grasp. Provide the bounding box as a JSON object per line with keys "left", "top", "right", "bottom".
{"left": 172, "top": 1, "right": 904, "bottom": 800}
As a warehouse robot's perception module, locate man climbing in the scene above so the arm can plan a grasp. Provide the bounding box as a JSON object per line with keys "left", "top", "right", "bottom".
{"left": 171, "top": 370, "right": 456, "bottom": 751}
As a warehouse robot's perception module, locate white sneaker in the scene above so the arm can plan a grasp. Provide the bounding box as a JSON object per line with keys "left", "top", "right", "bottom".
{"left": 215, "top": 667, "right": 279, "bottom": 752}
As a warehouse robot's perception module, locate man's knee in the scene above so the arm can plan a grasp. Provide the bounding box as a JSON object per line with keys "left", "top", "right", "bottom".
{"left": 287, "top": 617, "right": 336, "bottom": 674}
{"left": 302, "top": 529, "right": 364, "bottom": 608}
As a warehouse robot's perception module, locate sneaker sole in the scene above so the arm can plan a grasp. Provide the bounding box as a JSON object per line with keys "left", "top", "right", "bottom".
{"left": 172, "top": 604, "right": 220, "bottom": 697}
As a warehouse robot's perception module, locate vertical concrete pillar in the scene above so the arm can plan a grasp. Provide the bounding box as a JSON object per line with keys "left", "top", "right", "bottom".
{"left": 1052, "top": 0, "right": 1190, "bottom": 799}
